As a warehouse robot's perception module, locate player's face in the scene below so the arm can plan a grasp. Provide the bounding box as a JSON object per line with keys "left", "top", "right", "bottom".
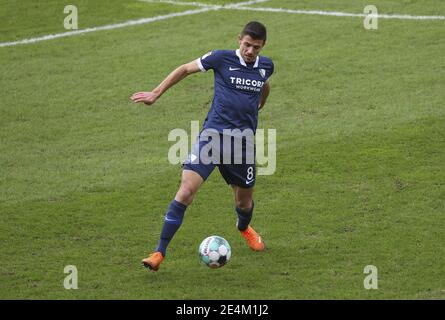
{"left": 238, "top": 35, "right": 265, "bottom": 63}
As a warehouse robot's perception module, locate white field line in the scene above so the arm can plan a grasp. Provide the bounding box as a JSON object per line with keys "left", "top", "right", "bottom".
{"left": 222, "top": 0, "right": 270, "bottom": 7}
{"left": 0, "top": 0, "right": 268, "bottom": 48}
{"left": 138, "top": 0, "right": 270, "bottom": 7}
{"left": 1, "top": 0, "right": 444, "bottom": 48}
{"left": 138, "top": 0, "right": 219, "bottom": 8}
{"left": 231, "top": 6, "right": 445, "bottom": 20}
{"left": 137, "top": 0, "right": 270, "bottom": 8}
{"left": 0, "top": 7, "right": 216, "bottom": 48}
{"left": 141, "top": 0, "right": 445, "bottom": 20}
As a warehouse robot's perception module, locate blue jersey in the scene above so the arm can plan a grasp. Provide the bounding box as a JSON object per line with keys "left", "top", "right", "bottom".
{"left": 196, "top": 49, "right": 274, "bottom": 133}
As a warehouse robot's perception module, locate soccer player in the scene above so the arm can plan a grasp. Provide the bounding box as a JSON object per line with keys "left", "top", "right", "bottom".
{"left": 131, "top": 21, "right": 274, "bottom": 271}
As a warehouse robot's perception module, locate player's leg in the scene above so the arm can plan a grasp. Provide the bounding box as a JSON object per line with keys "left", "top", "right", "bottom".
{"left": 142, "top": 131, "right": 215, "bottom": 271}
{"left": 175, "top": 168, "right": 204, "bottom": 205}
{"left": 141, "top": 169, "right": 205, "bottom": 271}
{"left": 157, "top": 169, "right": 204, "bottom": 253}
{"left": 232, "top": 185, "right": 265, "bottom": 251}
{"left": 218, "top": 162, "right": 265, "bottom": 251}
{"left": 232, "top": 184, "right": 254, "bottom": 231}
{"left": 142, "top": 131, "right": 216, "bottom": 271}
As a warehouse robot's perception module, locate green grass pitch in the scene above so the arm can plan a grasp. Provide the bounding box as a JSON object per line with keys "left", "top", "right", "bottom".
{"left": 0, "top": 0, "right": 444, "bottom": 299}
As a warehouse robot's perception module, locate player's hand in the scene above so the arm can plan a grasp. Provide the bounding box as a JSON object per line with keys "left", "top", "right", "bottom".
{"left": 130, "top": 91, "right": 159, "bottom": 106}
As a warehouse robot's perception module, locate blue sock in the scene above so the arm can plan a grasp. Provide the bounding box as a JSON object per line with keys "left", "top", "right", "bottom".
{"left": 236, "top": 201, "right": 254, "bottom": 231}
{"left": 155, "top": 200, "right": 187, "bottom": 257}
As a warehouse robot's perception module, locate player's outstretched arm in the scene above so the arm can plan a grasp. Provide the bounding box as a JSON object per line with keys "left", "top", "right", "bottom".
{"left": 131, "top": 60, "right": 201, "bottom": 106}
{"left": 258, "top": 81, "right": 271, "bottom": 110}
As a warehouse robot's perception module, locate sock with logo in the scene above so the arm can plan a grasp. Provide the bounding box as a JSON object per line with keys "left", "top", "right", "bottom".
{"left": 155, "top": 200, "right": 187, "bottom": 256}
{"left": 235, "top": 201, "right": 254, "bottom": 232}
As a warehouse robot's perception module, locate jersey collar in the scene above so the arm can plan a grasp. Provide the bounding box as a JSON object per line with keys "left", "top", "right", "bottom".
{"left": 236, "top": 49, "right": 259, "bottom": 68}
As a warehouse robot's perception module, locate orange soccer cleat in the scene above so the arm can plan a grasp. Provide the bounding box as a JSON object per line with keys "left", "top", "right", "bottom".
{"left": 141, "top": 252, "right": 164, "bottom": 271}
{"left": 240, "top": 226, "right": 265, "bottom": 251}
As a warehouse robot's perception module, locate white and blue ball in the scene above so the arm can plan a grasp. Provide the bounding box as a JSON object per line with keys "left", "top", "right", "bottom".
{"left": 198, "top": 236, "right": 231, "bottom": 268}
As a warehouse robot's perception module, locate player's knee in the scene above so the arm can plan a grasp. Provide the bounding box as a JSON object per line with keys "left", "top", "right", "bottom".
{"left": 175, "top": 186, "right": 196, "bottom": 206}
{"left": 236, "top": 199, "right": 253, "bottom": 212}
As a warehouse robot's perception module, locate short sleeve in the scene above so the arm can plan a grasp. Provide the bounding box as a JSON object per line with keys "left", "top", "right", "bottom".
{"left": 196, "top": 50, "right": 223, "bottom": 72}
{"left": 266, "top": 61, "right": 275, "bottom": 82}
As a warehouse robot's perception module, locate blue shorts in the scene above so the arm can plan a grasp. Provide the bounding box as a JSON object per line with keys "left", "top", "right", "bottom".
{"left": 183, "top": 130, "right": 256, "bottom": 189}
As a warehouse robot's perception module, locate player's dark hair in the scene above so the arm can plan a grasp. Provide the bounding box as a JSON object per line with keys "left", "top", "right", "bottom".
{"left": 240, "top": 21, "right": 267, "bottom": 42}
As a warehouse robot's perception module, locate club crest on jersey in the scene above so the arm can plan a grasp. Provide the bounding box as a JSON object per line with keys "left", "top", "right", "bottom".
{"left": 259, "top": 68, "right": 266, "bottom": 78}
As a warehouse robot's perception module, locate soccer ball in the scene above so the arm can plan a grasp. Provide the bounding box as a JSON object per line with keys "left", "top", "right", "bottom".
{"left": 198, "top": 235, "right": 231, "bottom": 269}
